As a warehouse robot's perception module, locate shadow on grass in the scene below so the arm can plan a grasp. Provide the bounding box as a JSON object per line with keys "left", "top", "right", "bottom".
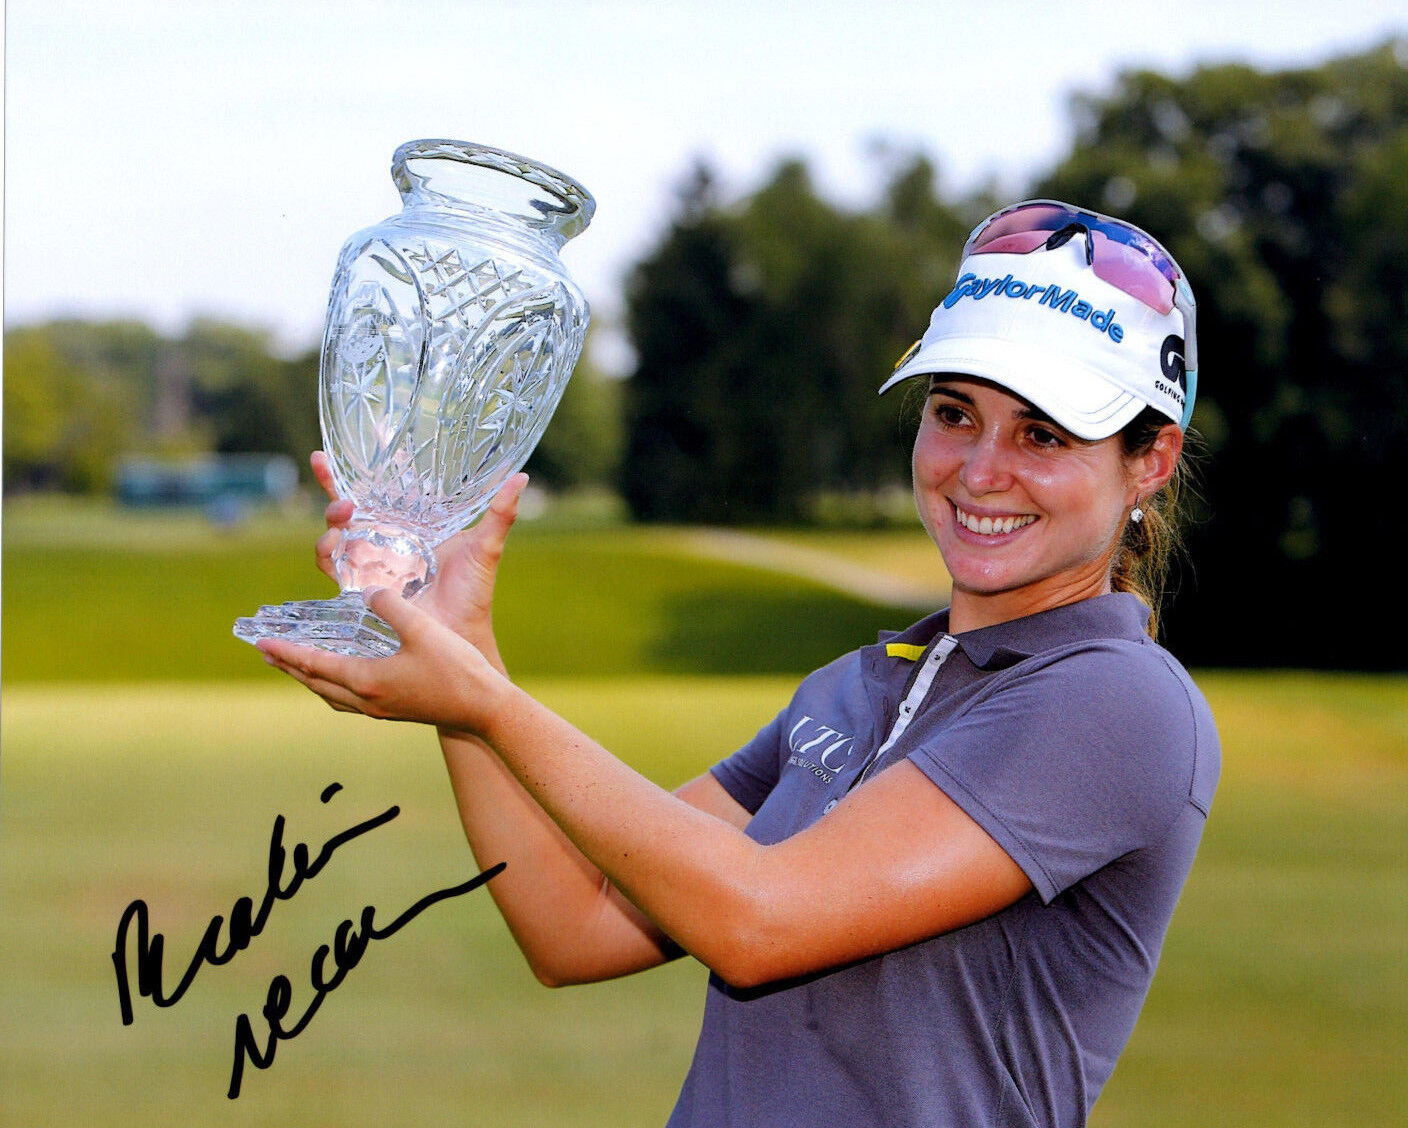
{"left": 645, "top": 587, "right": 908, "bottom": 675}
{"left": 2, "top": 520, "right": 933, "bottom": 683}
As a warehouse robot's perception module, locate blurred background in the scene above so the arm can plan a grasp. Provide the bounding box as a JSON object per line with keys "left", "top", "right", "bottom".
{"left": 4, "top": 2, "right": 1406, "bottom": 1125}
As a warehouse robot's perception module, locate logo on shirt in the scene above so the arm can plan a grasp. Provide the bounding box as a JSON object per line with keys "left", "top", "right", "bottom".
{"left": 786, "top": 716, "right": 857, "bottom": 784}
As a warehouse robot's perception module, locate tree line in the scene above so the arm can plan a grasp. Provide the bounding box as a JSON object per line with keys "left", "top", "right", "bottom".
{"left": 621, "top": 41, "right": 1408, "bottom": 668}
{"left": 6, "top": 41, "right": 1406, "bottom": 667}
{"left": 2, "top": 318, "right": 621, "bottom": 498}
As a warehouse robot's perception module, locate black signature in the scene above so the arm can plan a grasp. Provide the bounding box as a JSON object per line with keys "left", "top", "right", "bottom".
{"left": 111, "top": 783, "right": 504, "bottom": 1098}
{"left": 227, "top": 862, "right": 503, "bottom": 1097}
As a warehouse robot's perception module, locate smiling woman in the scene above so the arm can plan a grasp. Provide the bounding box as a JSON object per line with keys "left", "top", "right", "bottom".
{"left": 259, "top": 199, "right": 1219, "bottom": 1128}
{"left": 912, "top": 376, "right": 1182, "bottom": 631}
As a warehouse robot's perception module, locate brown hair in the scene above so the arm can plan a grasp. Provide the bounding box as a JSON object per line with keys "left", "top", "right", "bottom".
{"left": 1113, "top": 407, "right": 1199, "bottom": 639}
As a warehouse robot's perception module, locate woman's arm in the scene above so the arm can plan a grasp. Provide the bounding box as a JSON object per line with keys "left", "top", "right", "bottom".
{"left": 303, "top": 454, "right": 755, "bottom": 985}
{"left": 259, "top": 593, "right": 1032, "bottom": 989}
{"left": 437, "top": 728, "right": 750, "bottom": 986}
{"left": 468, "top": 675, "right": 1031, "bottom": 988}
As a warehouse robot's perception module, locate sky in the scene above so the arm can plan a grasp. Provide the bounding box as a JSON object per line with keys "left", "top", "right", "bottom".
{"left": 5, "top": 0, "right": 1406, "bottom": 361}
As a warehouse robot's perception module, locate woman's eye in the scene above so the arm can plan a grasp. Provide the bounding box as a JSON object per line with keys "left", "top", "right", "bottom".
{"left": 932, "top": 403, "right": 969, "bottom": 428}
{"left": 1027, "top": 425, "right": 1066, "bottom": 448}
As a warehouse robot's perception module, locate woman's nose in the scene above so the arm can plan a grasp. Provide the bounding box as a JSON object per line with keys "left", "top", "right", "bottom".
{"left": 959, "top": 434, "right": 1017, "bottom": 495}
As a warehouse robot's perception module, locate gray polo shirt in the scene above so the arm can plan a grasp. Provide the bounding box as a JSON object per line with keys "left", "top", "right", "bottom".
{"left": 669, "top": 593, "right": 1219, "bottom": 1128}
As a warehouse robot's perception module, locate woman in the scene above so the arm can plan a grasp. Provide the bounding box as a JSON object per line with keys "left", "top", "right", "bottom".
{"left": 261, "top": 200, "right": 1219, "bottom": 1128}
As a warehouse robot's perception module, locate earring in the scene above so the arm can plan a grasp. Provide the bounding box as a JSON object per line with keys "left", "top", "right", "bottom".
{"left": 1130, "top": 502, "right": 1145, "bottom": 525}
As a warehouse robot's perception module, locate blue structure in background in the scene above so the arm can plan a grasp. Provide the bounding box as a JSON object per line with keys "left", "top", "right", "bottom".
{"left": 116, "top": 454, "right": 299, "bottom": 522}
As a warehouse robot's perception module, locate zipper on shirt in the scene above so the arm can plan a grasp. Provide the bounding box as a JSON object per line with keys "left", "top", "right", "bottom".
{"left": 849, "top": 634, "right": 959, "bottom": 791}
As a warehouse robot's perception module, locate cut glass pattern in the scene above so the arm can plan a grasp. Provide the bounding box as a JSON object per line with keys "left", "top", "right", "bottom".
{"left": 234, "top": 140, "right": 592, "bottom": 656}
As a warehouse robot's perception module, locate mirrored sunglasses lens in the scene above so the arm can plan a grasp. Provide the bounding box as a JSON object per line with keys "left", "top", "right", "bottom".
{"left": 1081, "top": 232, "right": 1171, "bottom": 312}
{"left": 1087, "top": 233, "right": 1176, "bottom": 314}
{"left": 968, "top": 204, "right": 1074, "bottom": 251}
{"left": 971, "top": 230, "right": 1053, "bottom": 255}
{"left": 969, "top": 206, "right": 1181, "bottom": 315}
{"left": 1087, "top": 220, "right": 1180, "bottom": 281}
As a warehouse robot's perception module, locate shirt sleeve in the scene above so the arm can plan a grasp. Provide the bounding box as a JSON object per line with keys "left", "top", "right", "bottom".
{"left": 710, "top": 708, "right": 787, "bottom": 814}
{"left": 906, "top": 641, "right": 1202, "bottom": 903}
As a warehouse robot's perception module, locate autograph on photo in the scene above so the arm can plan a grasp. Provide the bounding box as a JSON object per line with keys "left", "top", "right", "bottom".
{"left": 111, "top": 782, "right": 504, "bottom": 1098}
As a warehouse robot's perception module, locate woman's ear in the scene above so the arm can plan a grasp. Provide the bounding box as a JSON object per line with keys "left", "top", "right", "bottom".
{"left": 1130, "top": 423, "right": 1183, "bottom": 501}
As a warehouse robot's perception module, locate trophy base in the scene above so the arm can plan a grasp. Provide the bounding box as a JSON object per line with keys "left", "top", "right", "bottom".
{"left": 233, "top": 593, "right": 400, "bottom": 658}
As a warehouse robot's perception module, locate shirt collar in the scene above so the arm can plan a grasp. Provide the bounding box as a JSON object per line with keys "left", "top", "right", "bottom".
{"left": 878, "top": 592, "right": 1152, "bottom": 670}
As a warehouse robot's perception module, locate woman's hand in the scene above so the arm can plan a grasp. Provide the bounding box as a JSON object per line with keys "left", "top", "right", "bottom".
{"left": 309, "top": 450, "right": 528, "bottom": 669}
{"left": 256, "top": 586, "right": 510, "bottom": 734}
{"left": 310, "top": 450, "right": 355, "bottom": 584}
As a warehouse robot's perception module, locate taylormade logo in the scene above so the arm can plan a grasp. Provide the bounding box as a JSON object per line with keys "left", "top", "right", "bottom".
{"left": 943, "top": 272, "right": 1125, "bottom": 343}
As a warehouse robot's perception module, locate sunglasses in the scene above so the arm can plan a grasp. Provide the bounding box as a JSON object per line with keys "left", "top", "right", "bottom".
{"left": 964, "top": 199, "right": 1199, "bottom": 388}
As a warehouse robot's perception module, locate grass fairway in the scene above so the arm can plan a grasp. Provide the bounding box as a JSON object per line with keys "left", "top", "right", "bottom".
{"left": 2, "top": 500, "right": 921, "bottom": 682}
{"left": 4, "top": 500, "right": 1405, "bottom": 1123}
{"left": 1092, "top": 672, "right": 1408, "bottom": 1127}
{"left": 2, "top": 673, "right": 1405, "bottom": 1127}
{"left": 0, "top": 678, "right": 791, "bottom": 1127}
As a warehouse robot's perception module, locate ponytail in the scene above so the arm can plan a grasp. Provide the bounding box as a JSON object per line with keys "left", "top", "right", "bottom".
{"left": 1113, "top": 408, "right": 1199, "bottom": 639}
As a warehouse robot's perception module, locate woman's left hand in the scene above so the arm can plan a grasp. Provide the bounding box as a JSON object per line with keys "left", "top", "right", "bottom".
{"left": 256, "top": 586, "right": 508, "bottom": 732}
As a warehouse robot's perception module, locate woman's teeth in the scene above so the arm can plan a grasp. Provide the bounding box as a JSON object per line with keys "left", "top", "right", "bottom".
{"left": 955, "top": 505, "right": 1037, "bottom": 536}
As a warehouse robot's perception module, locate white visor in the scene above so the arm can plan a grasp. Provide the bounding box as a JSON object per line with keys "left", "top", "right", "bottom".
{"left": 879, "top": 238, "right": 1189, "bottom": 440}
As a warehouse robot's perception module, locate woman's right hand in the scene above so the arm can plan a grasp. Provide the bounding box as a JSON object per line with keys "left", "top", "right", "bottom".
{"left": 309, "top": 451, "right": 528, "bottom": 672}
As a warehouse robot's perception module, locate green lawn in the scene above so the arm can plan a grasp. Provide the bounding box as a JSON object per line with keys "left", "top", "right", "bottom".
{"left": 3, "top": 499, "right": 1405, "bottom": 1125}
{"left": 1, "top": 674, "right": 1404, "bottom": 1126}
{"left": 2, "top": 499, "right": 918, "bottom": 681}
{"left": 0, "top": 679, "right": 786, "bottom": 1127}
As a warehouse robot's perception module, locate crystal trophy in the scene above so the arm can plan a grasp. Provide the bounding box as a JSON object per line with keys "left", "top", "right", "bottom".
{"left": 234, "top": 139, "right": 594, "bottom": 656}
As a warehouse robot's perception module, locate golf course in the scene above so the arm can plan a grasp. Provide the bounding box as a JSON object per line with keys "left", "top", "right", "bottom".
{"left": 2, "top": 497, "right": 1404, "bottom": 1126}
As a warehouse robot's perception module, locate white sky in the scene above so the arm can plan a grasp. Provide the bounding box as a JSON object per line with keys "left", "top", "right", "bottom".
{"left": 5, "top": 0, "right": 1406, "bottom": 358}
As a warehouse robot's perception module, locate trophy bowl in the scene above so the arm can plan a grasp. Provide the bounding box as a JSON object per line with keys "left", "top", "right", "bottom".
{"left": 234, "top": 139, "right": 594, "bottom": 656}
